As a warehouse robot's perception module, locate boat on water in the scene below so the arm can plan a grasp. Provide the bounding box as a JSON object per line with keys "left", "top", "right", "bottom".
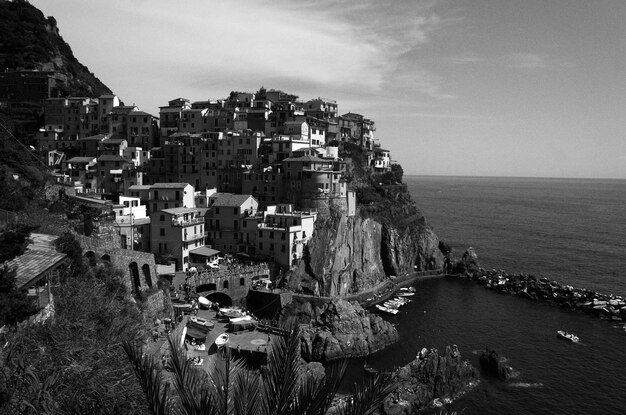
{"left": 397, "top": 292, "right": 415, "bottom": 297}
{"left": 557, "top": 330, "right": 580, "bottom": 343}
{"left": 215, "top": 333, "right": 229, "bottom": 347}
{"left": 400, "top": 287, "right": 416, "bottom": 292}
{"left": 376, "top": 304, "right": 399, "bottom": 315}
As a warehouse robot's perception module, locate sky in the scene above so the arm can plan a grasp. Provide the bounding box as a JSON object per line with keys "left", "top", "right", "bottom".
{"left": 31, "top": 0, "right": 626, "bottom": 179}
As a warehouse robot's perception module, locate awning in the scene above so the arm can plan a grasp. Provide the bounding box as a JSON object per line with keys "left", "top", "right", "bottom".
{"left": 190, "top": 246, "right": 220, "bottom": 257}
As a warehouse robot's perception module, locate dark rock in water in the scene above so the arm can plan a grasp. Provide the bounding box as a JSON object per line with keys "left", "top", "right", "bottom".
{"left": 381, "top": 345, "right": 478, "bottom": 414}
{"left": 281, "top": 298, "right": 399, "bottom": 362}
{"left": 479, "top": 348, "right": 517, "bottom": 380}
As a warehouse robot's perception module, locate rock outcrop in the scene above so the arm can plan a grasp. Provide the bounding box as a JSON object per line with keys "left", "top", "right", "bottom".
{"left": 381, "top": 345, "right": 478, "bottom": 414}
{"left": 479, "top": 348, "right": 518, "bottom": 380}
{"left": 287, "top": 211, "right": 443, "bottom": 296}
{"left": 281, "top": 297, "right": 399, "bottom": 362}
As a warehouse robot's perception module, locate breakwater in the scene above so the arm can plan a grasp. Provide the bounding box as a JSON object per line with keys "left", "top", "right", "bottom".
{"left": 449, "top": 269, "right": 626, "bottom": 323}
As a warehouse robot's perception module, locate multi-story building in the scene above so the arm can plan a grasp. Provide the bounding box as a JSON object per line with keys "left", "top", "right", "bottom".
{"left": 150, "top": 207, "right": 207, "bottom": 271}
{"left": 255, "top": 204, "right": 316, "bottom": 267}
{"left": 241, "top": 168, "right": 284, "bottom": 207}
{"left": 148, "top": 183, "right": 195, "bottom": 214}
{"left": 62, "top": 156, "right": 97, "bottom": 192}
{"left": 114, "top": 196, "right": 151, "bottom": 251}
{"left": 205, "top": 193, "right": 258, "bottom": 254}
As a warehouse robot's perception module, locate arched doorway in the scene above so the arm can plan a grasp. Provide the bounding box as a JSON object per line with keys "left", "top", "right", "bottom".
{"left": 101, "top": 254, "right": 111, "bottom": 264}
{"left": 142, "top": 264, "right": 152, "bottom": 287}
{"left": 84, "top": 251, "right": 96, "bottom": 267}
{"left": 205, "top": 292, "right": 232, "bottom": 307}
{"left": 129, "top": 262, "right": 140, "bottom": 292}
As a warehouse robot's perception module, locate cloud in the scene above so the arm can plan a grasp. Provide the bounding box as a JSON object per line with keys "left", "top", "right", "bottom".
{"left": 502, "top": 53, "right": 546, "bottom": 69}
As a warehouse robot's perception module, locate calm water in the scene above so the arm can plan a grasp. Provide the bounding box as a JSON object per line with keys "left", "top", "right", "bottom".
{"left": 343, "top": 176, "right": 626, "bottom": 414}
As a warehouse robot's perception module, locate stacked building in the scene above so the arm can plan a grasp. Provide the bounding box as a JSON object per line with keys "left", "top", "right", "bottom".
{"left": 34, "top": 87, "right": 393, "bottom": 271}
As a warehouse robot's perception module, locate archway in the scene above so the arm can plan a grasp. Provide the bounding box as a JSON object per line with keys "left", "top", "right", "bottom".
{"left": 142, "top": 264, "right": 152, "bottom": 287}
{"left": 196, "top": 283, "right": 217, "bottom": 293}
{"left": 205, "top": 291, "right": 232, "bottom": 307}
{"left": 101, "top": 254, "right": 111, "bottom": 263}
{"left": 84, "top": 251, "right": 96, "bottom": 267}
{"left": 129, "top": 262, "right": 140, "bottom": 292}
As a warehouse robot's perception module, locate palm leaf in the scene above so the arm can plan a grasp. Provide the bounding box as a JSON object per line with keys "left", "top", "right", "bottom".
{"left": 123, "top": 341, "right": 171, "bottom": 415}
{"left": 333, "top": 374, "right": 397, "bottom": 415}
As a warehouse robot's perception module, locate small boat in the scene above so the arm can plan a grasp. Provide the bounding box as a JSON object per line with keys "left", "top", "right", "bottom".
{"left": 400, "top": 287, "right": 416, "bottom": 293}
{"left": 188, "top": 317, "right": 215, "bottom": 330}
{"left": 557, "top": 330, "right": 580, "bottom": 343}
{"left": 198, "top": 296, "right": 211, "bottom": 308}
{"left": 376, "top": 304, "right": 399, "bottom": 315}
{"left": 229, "top": 315, "right": 254, "bottom": 323}
{"left": 397, "top": 292, "right": 415, "bottom": 297}
{"left": 215, "top": 333, "right": 229, "bottom": 347}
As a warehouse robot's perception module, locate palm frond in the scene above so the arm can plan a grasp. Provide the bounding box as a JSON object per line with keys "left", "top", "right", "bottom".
{"left": 122, "top": 341, "right": 171, "bottom": 415}
{"left": 260, "top": 329, "right": 304, "bottom": 415}
{"left": 334, "top": 374, "right": 397, "bottom": 415}
{"left": 294, "top": 359, "right": 348, "bottom": 415}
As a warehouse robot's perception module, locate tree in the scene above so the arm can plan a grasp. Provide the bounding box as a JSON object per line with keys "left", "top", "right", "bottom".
{"left": 0, "top": 266, "right": 37, "bottom": 326}
{"left": 125, "top": 329, "right": 396, "bottom": 415}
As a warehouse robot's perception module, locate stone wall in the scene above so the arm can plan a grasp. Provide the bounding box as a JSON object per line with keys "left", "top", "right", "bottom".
{"left": 188, "top": 263, "right": 271, "bottom": 303}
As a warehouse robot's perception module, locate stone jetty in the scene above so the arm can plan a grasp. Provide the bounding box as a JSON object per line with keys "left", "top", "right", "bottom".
{"left": 450, "top": 269, "right": 626, "bottom": 323}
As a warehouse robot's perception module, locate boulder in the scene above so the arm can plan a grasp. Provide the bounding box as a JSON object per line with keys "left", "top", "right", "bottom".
{"left": 479, "top": 348, "right": 518, "bottom": 380}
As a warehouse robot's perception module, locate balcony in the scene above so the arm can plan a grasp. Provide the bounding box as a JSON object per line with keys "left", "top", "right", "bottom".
{"left": 171, "top": 217, "right": 204, "bottom": 227}
{"left": 183, "top": 231, "right": 207, "bottom": 242}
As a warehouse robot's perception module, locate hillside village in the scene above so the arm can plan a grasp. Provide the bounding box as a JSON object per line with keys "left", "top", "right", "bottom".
{"left": 1, "top": 66, "right": 403, "bottom": 295}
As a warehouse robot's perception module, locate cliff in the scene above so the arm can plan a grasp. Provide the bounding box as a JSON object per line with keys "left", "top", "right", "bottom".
{"left": 0, "top": 0, "right": 111, "bottom": 97}
{"left": 281, "top": 297, "right": 399, "bottom": 362}
{"left": 286, "top": 143, "right": 443, "bottom": 296}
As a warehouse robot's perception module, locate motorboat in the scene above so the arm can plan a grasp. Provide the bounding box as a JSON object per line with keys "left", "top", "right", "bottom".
{"left": 218, "top": 307, "right": 245, "bottom": 319}
{"left": 376, "top": 304, "right": 399, "bottom": 315}
{"left": 557, "top": 330, "right": 580, "bottom": 343}
{"left": 215, "top": 333, "right": 229, "bottom": 347}
{"left": 400, "top": 287, "right": 416, "bottom": 292}
{"left": 397, "top": 291, "right": 415, "bottom": 297}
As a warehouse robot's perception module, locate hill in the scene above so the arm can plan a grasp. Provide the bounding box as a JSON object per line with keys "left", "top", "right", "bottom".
{"left": 0, "top": 0, "right": 111, "bottom": 97}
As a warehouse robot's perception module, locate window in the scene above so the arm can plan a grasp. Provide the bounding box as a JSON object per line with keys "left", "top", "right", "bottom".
{"left": 160, "top": 228, "right": 165, "bottom": 236}
{"left": 270, "top": 243, "right": 274, "bottom": 251}
{"left": 233, "top": 207, "right": 238, "bottom": 215}
{"left": 215, "top": 207, "right": 220, "bottom": 214}
{"left": 259, "top": 242, "right": 263, "bottom": 250}
{"left": 269, "top": 232, "right": 274, "bottom": 239}
{"left": 281, "top": 245, "right": 286, "bottom": 253}
{"left": 259, "top": 231, "right": 263, "bottom": 237}
{"left": 223, "top": 280, "right": 229, "bottom": 289}
{"left": 160, "top": 215, "right": 165, "bottom": 222}
{"left": 239, "top": 277, "right": 245, "bottom": 286}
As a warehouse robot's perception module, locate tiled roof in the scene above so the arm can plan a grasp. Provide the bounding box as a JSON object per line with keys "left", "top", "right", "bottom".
{"left": 66, "top": 157, "right": 95, "bottom": 163}
{"left": 128, "top": 185, "right": 152, "bottom": 190}
{"left": 2, "top": 233, "right": 67, "bottom": 290}
{"left": 210, "top": 193, "right": 254, "bottom": 207}
{"left": 152, "top": 182, "right": 191, "bottom": 189}
{"left": 161, "top": 207, "right": 204, "bottom": 215}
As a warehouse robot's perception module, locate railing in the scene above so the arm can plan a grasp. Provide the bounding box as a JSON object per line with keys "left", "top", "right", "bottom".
{"left": 183, "top": 231, "right": 206, "bottom": 242}
{"left": 172, "top": 217, "right": 204, "bottom": 227}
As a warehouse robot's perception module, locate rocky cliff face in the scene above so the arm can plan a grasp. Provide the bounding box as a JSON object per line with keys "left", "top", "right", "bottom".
{"left": 380, "top": 345, "right": 478, "bottom": 414}
{"left": 281, "top": 298, "right": 399, "bottom": 362}
{"left": 287, "top": 210, "right": 443, "bottom": 296}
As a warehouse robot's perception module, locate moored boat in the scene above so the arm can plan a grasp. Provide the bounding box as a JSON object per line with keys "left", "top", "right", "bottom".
{"left": 215, "top": 333, "right": 229, "bottom": 347}
{"left": 198, "top": 296, "right": 211, "bottom": 308}
{"left": 188, "top": 316, "right": 215, "bottom": 331}
{"left": 397, "top": 292, "right": 415, "bottom": 297}
{"left": 376, "top": 304, "right": 399, "bottom": 315}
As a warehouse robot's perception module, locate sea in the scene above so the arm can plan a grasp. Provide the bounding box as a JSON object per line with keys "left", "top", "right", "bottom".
{"left": 343, "top": 176, "right": 626, "bottom": 414}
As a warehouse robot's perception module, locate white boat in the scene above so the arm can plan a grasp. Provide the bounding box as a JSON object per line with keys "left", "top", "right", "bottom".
{"left": 376, "top": 304, "right": 399, "bottom": 315}
{"left": 198, "top": 296, "right": 211, "bottom": 308}
{"left": 400, "top": 287, "right": 416, "bottom": 292}
{"left": 397, "top": 292, "right": 415, "bottom": 297}
{"left": 215, "top": 333, "right": 229, "bottom": 347}
{"left": 230, "top": 315, "right": 254, "bottom": 323}
{"left": 557, "top": 330, "right": 580, "bottom": 343}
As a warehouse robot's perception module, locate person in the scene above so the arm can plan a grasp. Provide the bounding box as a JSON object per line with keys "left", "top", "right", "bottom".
{"left": 161, "top": 354, "right": 167, "bottom": 367}
{"left": 152, "top": 329, "right": 159, "bottom": 342}
{"left": 194, "top": 303, "right": 199, "bottom": 316}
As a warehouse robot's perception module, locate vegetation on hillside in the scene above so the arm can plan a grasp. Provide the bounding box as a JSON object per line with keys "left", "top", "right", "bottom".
{"left": 340, "top": 143, "right": 426, "bottom": 229}
{"left": 0, "top": 242, "right": 151, "bottom": 414}
{"left": 125, "top": 329, "right": 395, "bottom": 415}
{"left": 0, "top": 0, "right": 111, "bottom": 97}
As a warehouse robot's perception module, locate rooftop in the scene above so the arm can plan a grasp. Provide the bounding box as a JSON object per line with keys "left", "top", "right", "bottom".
{"left": 3, "top": 233, "right": 67, "bottom": 290}
{"left": 66, "top": 157, "right": 95, "bottom": 163}
{"left": 161, "top": 207, "right": 205, "bottom": 215}
{"left": 189, "top": 246, "right": 220, "bottom": 257}
{"left": 210, "top": 193, "right": 254, "bottom": 207}
{"left": 152, "top": 182, "right": 191, "bottom": 189}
